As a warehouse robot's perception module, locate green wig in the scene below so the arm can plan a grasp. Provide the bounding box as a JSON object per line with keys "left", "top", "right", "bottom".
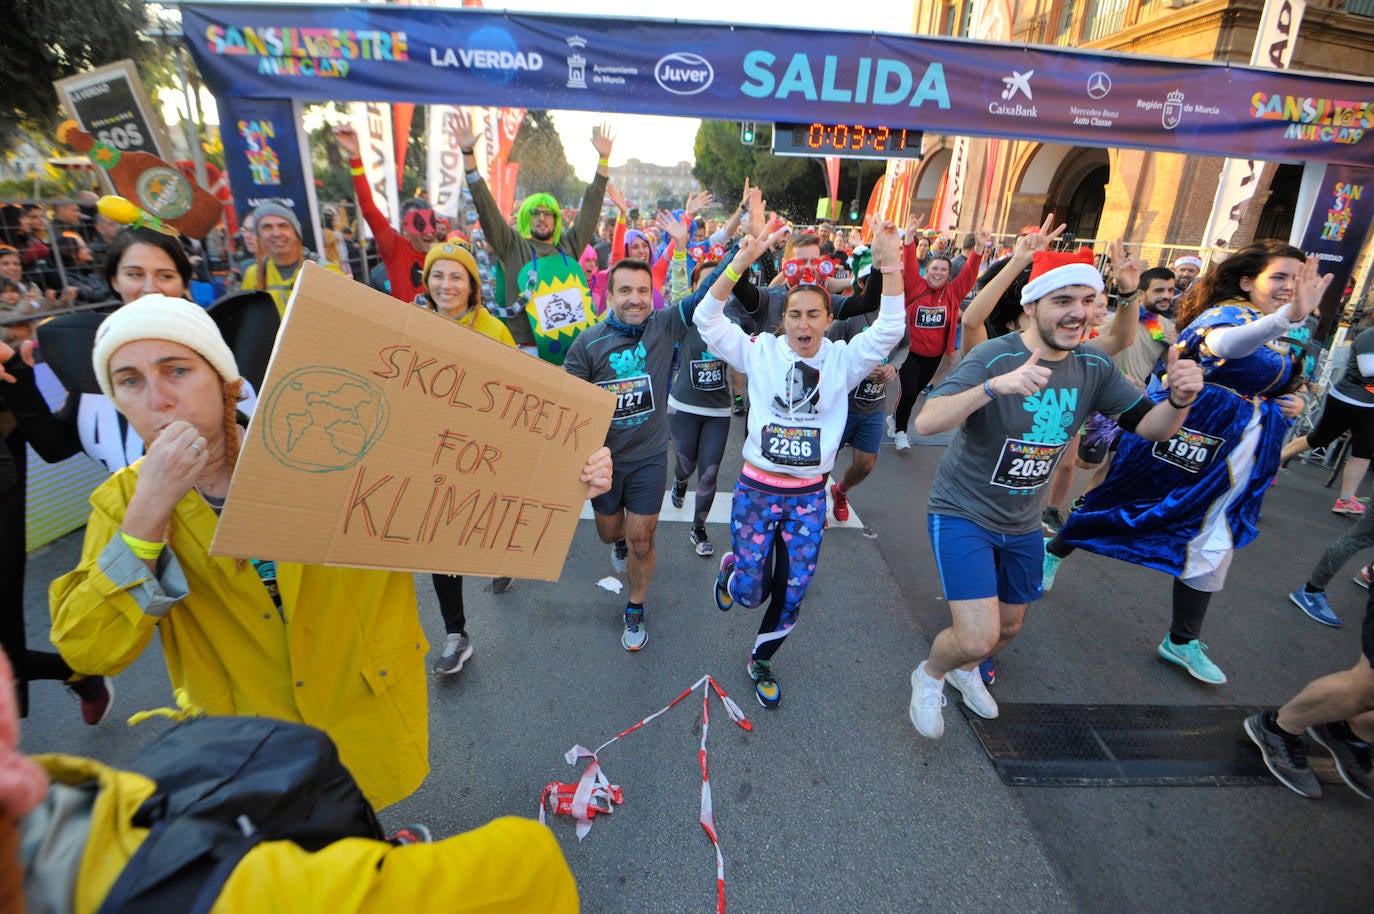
{"left": 517, "top": 193, "right": 564, "bottom": 244}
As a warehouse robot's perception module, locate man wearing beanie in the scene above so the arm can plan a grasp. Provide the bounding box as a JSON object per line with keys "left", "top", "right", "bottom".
{"left": 334, "top": 124, "right": 438, "bottom": 304}
{"left": 905, "top": 248, "right": 1205, "bottom": 740}
{"left": 449, "top": 109, "right": 612, "bottom": 363}
{"left": 240, "top": 200, "right": 337, "bottom": 316}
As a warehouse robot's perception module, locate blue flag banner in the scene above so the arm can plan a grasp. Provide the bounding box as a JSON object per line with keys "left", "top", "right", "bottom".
{"left": 218, "top": 95, "right": 320, "bottom": 253}
{"left": 1299, "top": 164, "right": 1374, "bottom": 330}
{"left": 182, "top": 4, "right": 1374, "bottom": 167}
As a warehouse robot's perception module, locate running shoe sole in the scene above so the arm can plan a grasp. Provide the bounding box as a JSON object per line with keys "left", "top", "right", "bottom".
{"left": 434, "top": 643, "right": 474, "bottom": 675}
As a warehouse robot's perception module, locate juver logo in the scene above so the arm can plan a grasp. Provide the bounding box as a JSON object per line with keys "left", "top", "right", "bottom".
{"left": 655, "top": 53, "right": 713, "bottom": 95}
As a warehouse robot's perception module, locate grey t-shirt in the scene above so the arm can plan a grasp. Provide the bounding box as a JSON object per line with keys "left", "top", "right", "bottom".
{"left": 826, "top": 311, "right": 910, "bottom": 415}
{"left": 926, "top": 334, "right": 1144, "bottom": 534}
{"left": 563, "top": 306, "right": 691, "bottom": 463}
{"left": 1333, "top": 327, "right": 1374, "bottom": 406}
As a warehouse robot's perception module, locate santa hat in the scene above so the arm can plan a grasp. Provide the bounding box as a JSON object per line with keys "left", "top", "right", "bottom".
{"left": 1174, "top": 255, "right": 1203, "bottom": 270}
{"left": 1020, "top": 248, "right": 1104, "bottom": 305}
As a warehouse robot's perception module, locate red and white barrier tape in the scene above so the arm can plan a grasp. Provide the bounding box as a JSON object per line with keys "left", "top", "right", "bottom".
{"left": 538, "top": 674, "right": 752, "bottom": 913}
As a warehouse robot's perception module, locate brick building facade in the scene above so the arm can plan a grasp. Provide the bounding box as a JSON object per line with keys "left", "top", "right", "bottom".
{"left": 905, "top": 1, "right": 1374, "bottom": 270}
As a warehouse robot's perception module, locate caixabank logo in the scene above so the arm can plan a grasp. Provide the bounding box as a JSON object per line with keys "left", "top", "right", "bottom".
{"left": 655, "top": 53, "right": 713, "bottom": 96}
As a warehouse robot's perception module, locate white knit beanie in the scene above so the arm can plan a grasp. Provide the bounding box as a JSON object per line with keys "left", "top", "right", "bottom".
{"left": 92, "top": 294, "right": 241, "bottom": 403}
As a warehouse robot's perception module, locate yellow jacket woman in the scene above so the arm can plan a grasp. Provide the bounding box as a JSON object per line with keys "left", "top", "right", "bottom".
{"left": 47, "top": 295, "right": 426, "bottom": 809}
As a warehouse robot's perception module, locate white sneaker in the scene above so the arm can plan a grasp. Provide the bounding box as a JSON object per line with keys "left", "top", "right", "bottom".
{"left": 946, "top": 666, "right": 999, "bottom": 719}
{"left": 886, "top": 414, "right": 897, "bottom": 438}
{"left": 909, "top": 662, "right": 947, "bottom": 739}
{"left": 894, "top": 431, "right": 912, "bottom": 451}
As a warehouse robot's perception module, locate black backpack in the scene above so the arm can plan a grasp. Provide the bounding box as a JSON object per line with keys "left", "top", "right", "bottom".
{"left": 95, "top": 716, "right": 384, "bottom": 914}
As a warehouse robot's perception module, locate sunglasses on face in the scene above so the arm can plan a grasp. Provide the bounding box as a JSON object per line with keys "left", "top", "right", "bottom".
{"left": 530, "top": 209, "right": 557, "bottom": 220}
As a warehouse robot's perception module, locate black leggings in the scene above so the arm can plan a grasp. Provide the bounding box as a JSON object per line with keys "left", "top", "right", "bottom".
{"left": 892, "top": 354, "right": 944, "bottom": 433}
{"left": 1045, "top": 538, "right": 1212, "bottom": 641}
{"left": 1306, "top": 394, "right": 1374, "bottom": 458}
{"left": 670, "top": 410, "right": 730, "bottom": 524}
{"left": 2, "top": 479, "right": 73, "bottom": 717}
{"left": 431, "top": 574, "right": 465, "bottom": 634}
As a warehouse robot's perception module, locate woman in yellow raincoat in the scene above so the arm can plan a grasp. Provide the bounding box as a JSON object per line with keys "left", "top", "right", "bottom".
{"left": 47, "top": 294, "right": 612, "bottom": 809}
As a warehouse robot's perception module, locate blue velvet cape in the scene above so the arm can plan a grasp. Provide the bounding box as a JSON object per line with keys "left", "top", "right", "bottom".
{"left": 1059, "top": 302, "right": 1301, "bottom": 576}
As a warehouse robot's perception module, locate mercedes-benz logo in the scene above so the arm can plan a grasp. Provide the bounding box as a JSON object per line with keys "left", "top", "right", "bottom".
{"left": 1087, "top": 71, "right": 1112, "bottom": 100}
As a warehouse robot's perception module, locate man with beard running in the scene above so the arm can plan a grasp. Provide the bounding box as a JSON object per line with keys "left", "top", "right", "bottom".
{"left": 906, "top": 249, "right": 1204, "bottom": 739}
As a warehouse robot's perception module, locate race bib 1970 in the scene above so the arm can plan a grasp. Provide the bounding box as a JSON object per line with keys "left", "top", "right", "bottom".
{"left": 1151, "top": 427, "right": 1224, "bottom": 474}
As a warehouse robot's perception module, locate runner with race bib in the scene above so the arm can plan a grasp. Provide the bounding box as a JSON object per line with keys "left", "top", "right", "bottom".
{"left": 696, "top": 203, "right": 905, "bottom": 710}
{"left": 907, "top": 248, "right": 1203, "bottom": 739}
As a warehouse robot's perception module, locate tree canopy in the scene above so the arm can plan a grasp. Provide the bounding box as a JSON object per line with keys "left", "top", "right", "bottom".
{"left": 1, "top": 0, "right": 154, "bottom": 149}
{"left": 508, "top": 110, "right": 576, "bottom": 204}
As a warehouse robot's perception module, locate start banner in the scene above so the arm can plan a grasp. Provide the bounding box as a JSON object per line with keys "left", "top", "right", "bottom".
{"left": 182, "top": 3, "right": 1374, "bottom": 167}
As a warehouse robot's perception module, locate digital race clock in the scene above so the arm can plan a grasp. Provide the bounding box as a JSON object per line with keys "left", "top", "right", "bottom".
{"left": 771, "top": 122, "right": 924, "bottom": 160}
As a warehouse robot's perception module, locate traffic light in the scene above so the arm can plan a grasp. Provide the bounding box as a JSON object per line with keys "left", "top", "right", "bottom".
{"left": 849, "top": 199, "right": 860, "bottom": 221}
{"left": 740, "top": 121, "right": 756, "bottom": 145}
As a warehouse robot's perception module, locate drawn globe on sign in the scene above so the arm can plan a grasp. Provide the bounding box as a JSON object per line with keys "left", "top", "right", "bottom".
{"left": 260, "top": 367, "right": 390, "bottom": 473}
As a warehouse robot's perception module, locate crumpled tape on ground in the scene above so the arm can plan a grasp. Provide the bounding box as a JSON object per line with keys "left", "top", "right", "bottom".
{"left": 538, "top": 675, "right": 751, "bottom": 912}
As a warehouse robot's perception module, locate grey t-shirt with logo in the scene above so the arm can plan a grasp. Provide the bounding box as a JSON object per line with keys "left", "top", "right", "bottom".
{"left": 563, "top": 306, "right": 690, "bottom": 464}
{"left": 926, "top": 334, "right": 1143, "bottom": 535}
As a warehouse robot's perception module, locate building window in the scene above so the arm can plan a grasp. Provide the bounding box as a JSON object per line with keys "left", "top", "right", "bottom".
{"left": 1084, "top": 0, "right": 1129, "bottom": 41}
{"left": 1056, "top": 0, "right": 1078, "bottom": 44}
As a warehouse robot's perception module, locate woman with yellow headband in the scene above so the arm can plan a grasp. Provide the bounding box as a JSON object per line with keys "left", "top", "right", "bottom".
{"left": 416, "top": 240, "right": 517, "bottom": 674}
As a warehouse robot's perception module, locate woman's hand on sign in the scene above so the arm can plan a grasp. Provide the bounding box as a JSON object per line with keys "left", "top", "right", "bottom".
{"left": 581, "top": 446, "right": 613, "bottom": 499}
{"left": 1293, "top": 255, "right": 1334, "bottom": 321}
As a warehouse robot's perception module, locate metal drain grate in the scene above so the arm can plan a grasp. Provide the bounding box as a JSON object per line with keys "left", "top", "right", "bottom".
{"left": 958, "top": 703, "right": 1343, "bottom": 787}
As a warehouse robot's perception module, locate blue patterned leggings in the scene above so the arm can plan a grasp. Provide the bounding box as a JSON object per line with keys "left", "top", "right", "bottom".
{"left": 727, "top": 477, "right": 827, "bottom": 661}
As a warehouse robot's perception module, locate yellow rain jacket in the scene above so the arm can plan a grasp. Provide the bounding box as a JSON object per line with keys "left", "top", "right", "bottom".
{"left": 31, "top": 754, "right": 579, "bottom": 914}
{"left": 49, "top": 464, "right": 428, "bottom": 810}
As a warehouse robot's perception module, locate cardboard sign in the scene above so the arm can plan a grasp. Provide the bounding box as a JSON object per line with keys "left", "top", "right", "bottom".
{"left": 211, "top": 263, "right": 615, "bottom": 580}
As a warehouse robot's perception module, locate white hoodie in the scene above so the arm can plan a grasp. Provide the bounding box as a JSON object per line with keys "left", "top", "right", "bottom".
{"left": 694, "top": 291, "right": 904, "bottom": 476}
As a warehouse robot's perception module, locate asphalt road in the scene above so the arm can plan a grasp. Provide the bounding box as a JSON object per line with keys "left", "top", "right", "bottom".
{"left": 17, "top": 416, "right": 1374, "bottom": 913}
